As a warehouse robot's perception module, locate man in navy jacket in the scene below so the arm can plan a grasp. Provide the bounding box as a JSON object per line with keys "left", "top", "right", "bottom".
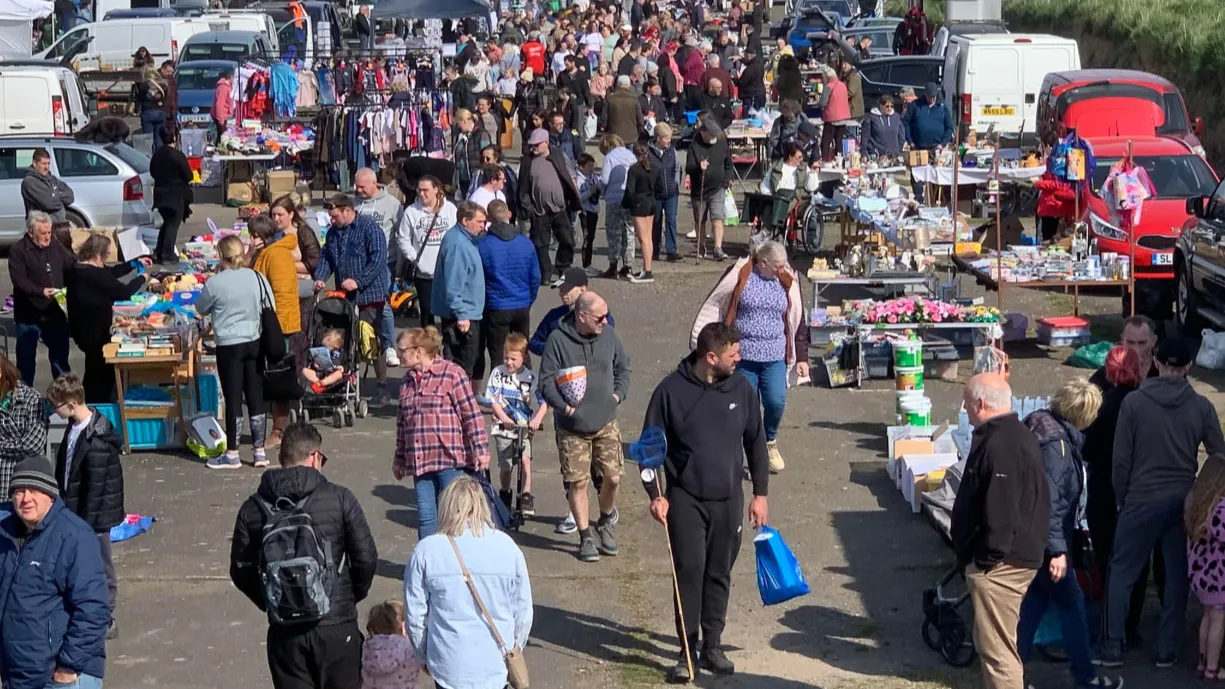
{"left": 0, "top": 456, "right": 110, "bottom": 689}
{"left": 902, "top": 82, "right": 954, "bottom": 203}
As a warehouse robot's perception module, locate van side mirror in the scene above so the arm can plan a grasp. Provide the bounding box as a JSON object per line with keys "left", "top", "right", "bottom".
{"left": 1187, "top": 196, "right": 1207, "bottom": 218}
{"left": 1195, "top": 116, "right": 1206, "bottom": 137}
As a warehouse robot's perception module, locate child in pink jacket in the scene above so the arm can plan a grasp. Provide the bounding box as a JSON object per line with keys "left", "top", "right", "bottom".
{"left": 362, "top": 600, "right": 423, "bottom": 689}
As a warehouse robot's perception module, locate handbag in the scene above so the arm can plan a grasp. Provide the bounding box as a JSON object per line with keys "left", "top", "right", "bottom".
{"left": 447, "top": 536, "right": 529, "bottom": 689}
{"left": 255, "top": 272, "right": 288, "bottom": 362}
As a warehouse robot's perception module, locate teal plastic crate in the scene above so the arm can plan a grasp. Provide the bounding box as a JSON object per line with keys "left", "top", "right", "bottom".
{"left": 91, "top": 404, "right": 176, "bottom": 450}
{"left": 196, "top": 372, "right": 219, "bottom": 416}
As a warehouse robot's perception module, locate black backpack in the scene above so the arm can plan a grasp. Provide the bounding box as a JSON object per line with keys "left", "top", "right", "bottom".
{"left": 257, "top": 495, "right": 337, "bottom": 626}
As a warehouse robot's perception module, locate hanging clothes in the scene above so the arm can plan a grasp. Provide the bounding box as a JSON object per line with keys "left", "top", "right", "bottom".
{"left": 1101, "top": 160, "right": 1156, "bottom": 230}
{"left": 297, "top": 69, "right": 320, "bottom": 109}
{"left": 271, "top": 63, "right": 300, "bottom": 118}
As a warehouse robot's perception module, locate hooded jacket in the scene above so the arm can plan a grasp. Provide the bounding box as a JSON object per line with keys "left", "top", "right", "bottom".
{"left": 478, "top": 221, "right": 540, "bottom": 311}
{"left": 1035, "top": 171, "right": 1078, "bottom": 220}
{"left": 529, "top": 305, "right": 615, "bottom": 356}
{"left": 1023, "top": 409, "right": 1084, "bottom": 559}
{"left": 55, "top": 411, "right": 124, "bottom": 532}
{"left": 642, "top": 354, "right": 769, "bottom": 501}
{"left": 599, "top": 145, "right": 638, "bottom": 206}
{"left": 355, "top": 189, "right": 405, "bottom": 257}
{"left": 1081, "top": 382, "right": 1138, "bottom": 521}
{"left": 0, "top": 501, "right": 109, "bottom": 689}
{"left": 538, "top": 313, "right": 631, "bottom": 433}
{"left": 396, "top": 199, "right": 458, "bottom": 279}
{"left": 229, "top": 466, "right": 378, "bottom": 627}
{"left": 1113, "top": 375, "right": 1225, "bottom": 508}
{"left": 861, "top": 106, "right": 906, "bottom": 157}
{"left": 20, "top": 166, "right": 74, "bottom": 221}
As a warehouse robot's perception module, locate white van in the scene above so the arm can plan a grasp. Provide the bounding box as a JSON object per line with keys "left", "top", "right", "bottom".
{"left": 36, "top": 18, "right": 214, "bottom": 70}
{"left": 199, "top": 11, "right": 281, "bottom": 53}
{"left": 941, "top": 33, "right": 1080, "bottom": 141}
{"left": 0, "top": 62, "right": 91, "bottom": 135}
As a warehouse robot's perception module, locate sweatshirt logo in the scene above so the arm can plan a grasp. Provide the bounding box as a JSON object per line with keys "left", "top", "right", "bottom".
{"left": 729, "top": 402, "right": 737, "bottom": 410}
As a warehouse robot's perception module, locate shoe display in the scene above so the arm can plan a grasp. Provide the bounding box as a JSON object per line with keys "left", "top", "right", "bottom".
{"left": 628, "top": 271, "right": 654, "bottom": 283}
{"left": 767, "top": 441, "right": 785, "bottom": 472}
{"left": 555, "top": 512, "right": 578, "bottom": 534}
{"left": 596, "top": 513, "right": 618, "bottom": 555}
{"left": 519, "top": 492, "right": 536, "bottom": 516}
{"left": 578, "top": 531, "right": 601, "bottom": 562}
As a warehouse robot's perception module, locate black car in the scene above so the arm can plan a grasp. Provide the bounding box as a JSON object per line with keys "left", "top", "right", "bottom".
{"left": 857, "top": 55, "right": 943, "bottom": 107}
{"left": 1175, "top": 179, "right": 1225, "bottom": 332}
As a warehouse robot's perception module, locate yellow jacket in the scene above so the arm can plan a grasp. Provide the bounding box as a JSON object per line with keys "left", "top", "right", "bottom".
{"left": 253, "top": 233, "right": 301, "bottom": 335}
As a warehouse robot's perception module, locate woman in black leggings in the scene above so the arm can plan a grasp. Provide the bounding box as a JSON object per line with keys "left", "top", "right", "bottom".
{"left": 196, "top": 235, "right": 270, "bottom": 469}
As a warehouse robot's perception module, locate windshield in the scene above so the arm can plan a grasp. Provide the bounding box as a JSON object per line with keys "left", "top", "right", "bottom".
{"left": 181, "top": 43, "right": 252, "bottom": 61}
{"left": 801, "top": 0, "right": 852, "bottom": 14}
{"left": 1091, "top": 156, "right": 1218, "bottom": 201}
{"left": 105, "top": 143, "right": 150, "bottom": 174}
{"left": 176, "top": 66, "right": 227, "bottom": 90}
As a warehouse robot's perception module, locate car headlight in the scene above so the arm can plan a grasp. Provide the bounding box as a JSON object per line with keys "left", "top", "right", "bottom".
{"left": 1089, "top": 212, "right": 1128, "bottom": 241}
{"left": 1194, "top": 145, "right": 1207, "bottom": 159}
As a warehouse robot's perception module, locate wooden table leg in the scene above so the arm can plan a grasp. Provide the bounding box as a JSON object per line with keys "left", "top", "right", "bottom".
{"left": 114, "top": 364, "right": 129, "bottom": 454}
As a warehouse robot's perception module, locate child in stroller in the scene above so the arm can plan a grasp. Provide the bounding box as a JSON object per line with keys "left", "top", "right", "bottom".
{"left": 293, "top": 293, "right": 369, "bottom": 427}
{"left": 303, "top": 329, "right": 347, "bottom": 394}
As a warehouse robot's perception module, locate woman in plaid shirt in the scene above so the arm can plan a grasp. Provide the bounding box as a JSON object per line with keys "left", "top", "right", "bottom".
{"left": 0, "top": 355, "right": 48, "bottom": 496}
{"left": 392, "top": 327, "right": 490, "bottom": 539}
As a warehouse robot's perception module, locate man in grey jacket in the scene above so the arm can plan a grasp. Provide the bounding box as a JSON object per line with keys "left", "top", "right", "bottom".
{"left": 538, "top": 291, "right": 631, "bottom": 563}
{"left": 354, "top": 167, "right": 404, "bottom": 370}
{"left": 1099, "top": 337, "right": 1225, "bottom": 667}
{"left": 21, "top": 149, "right": 75, "bottom": 222}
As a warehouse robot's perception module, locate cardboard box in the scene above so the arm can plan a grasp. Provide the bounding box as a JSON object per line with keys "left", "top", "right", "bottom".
{"left": 70, "top": 228, "right": 119, "bottom": 263}
{"left": 265, "top": 170, "right": 298, "bottom": 201}
{"left": 906, "top": 149, "right": 930, "bottom": 167}
{"left": 226, "top": 181, "right": 257, "bottom": 205}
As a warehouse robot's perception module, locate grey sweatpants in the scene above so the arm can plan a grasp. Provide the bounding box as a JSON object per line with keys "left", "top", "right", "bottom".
{"left": 605, "top": 203, "right": 635, "bottom": 268}
{"left": 99, "top": 532, "right": 117, "bottom": 619}
{"left": 1104, "top": 494, "right": 1189, "bottom": 658}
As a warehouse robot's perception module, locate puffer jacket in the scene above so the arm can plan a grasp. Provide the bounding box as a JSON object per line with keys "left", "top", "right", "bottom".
{"left": 479, "top": 221, "right": 541, "bottom": 311}
{"left": 1023, "top": 409, "right": 1085, "bottom": 559}
{"left": 55, "top": 411, "right": 124, "bottom": 532}
{"left": 229, "top": 466, "right": 378, "bottom": 627}
{"left": 648, "top": 141, "right": 681, "bottom": 199}
{"left": 0, "top": 500, "right": 110, "bottom": 689}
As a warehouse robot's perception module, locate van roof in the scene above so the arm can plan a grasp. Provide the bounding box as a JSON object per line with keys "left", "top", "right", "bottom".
{"left": 185, "top": 30, "right": 263, "bottom": 42}
{"left": 1085, "top": 136, "right": 1194, "bottom": 157}
{"left": 1045, "top": 69, "right": 1177, "bottom": 91}
{"left": 950, "top": 33, "right": 1076, "bottom": 45}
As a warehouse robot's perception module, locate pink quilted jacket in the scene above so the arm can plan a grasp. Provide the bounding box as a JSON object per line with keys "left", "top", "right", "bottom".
{"left": 361, "top": 634, "right": 422, "bottom": 689}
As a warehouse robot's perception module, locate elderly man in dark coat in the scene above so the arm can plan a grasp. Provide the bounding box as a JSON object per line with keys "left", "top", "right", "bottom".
{"left": 605, "top": 75, "right": 645, "bottom": 145}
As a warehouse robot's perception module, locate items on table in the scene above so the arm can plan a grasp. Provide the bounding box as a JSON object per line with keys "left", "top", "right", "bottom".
{"left": 964, "top": 244, "right": 1131, "bottom": 283}
{"left": 811, "top": 297, "right": 1001, "bottom": 327}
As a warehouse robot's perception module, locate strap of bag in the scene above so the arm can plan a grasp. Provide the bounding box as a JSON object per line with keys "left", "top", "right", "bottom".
{"left": 447, "top": 535, "right": 511, "bottom": 656}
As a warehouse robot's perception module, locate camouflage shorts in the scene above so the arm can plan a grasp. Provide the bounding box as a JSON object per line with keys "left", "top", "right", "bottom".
{"left": 556, "top": 419, "right": 624, "bottom": 483}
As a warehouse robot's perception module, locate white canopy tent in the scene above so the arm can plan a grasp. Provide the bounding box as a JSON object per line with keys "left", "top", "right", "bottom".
{"left": 0, "top": 0, "right": 52, "bottom": 59}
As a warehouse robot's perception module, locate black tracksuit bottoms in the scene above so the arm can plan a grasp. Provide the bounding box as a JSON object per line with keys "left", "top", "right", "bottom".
{"left": 530, "top": 209, "right": 575, "bottom": 283}
{"left": 266, "top": 619, "right": 362, "bottom": 689}
{"left": 667, "top": 487, "right": 743, "bottom": 650}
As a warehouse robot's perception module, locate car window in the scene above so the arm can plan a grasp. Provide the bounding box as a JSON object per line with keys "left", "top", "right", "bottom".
{"left": 46, "top": 28, "right": 88, "bottom": 59}
{"left": 859, "top": 63, "right": 887, "bottom": 82}
{"left": 1158, "top": 92, "right": 1190, "bottom": 135}
{"left": 0, "top": 148, "right": 36, "bottom": 181}
{"left": 104, "top": 143, "right": 150, "bottom": 174}
{"left": 183, "top": 43, "right": 251, "bottom": 61}
{"left": 890, "top": 63, "right": 932, "bottom": 87}
{"left": 53, "top": 148, "right": 119, "bottom": 177}
{"left": 1091, "top": 156, "right": 1218, "bottom": 201}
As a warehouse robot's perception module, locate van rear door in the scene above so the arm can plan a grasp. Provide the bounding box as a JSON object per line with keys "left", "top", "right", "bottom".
{"left": 1021, "top": 44, "right": 1079, "bottom": 130}
{"left": 965, "top": 45, "right": 1024, "bottom": 133}
{"left": 0, "top": 75, "right": 54, "bottom": 134}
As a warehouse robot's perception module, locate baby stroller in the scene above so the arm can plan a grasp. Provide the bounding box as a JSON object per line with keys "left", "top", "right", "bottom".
{"left": 919, "top": 460, "right": 977, "bottom": 667}
{"left": 290, "top": 292, "right": 369, "bottom": 428}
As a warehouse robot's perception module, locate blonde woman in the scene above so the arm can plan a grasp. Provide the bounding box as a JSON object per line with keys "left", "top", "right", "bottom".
{"left": 453, "top": 109, "right": 494, "bottom": 199}
{"left": 1016, "top": 378, "right": 1116, "bottom": 688}
{"left": 137, "top": 63, "right": 168, "bottom": 151}
{"left": 196, "top": 235, "right": 273, "bottom": 469}
{"left": 404, "top": 476, "right": 532, "bottom": 689}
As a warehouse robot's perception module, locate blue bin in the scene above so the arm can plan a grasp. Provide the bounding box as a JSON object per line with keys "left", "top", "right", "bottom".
{"left": 91, "top": 403, "right": 174, "bottom": 450}
{"left": 196, "top": 372, "right": 220, "bottom": 416}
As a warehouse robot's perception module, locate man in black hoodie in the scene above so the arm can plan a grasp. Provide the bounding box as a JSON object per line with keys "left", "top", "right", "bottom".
{"left": 1098, "top": 337, "right": 1225, "bottom": 668}
{"left": 230, "top": 423, "right": 378, "bottom": 689}
{"left": 642, "top": 322, "right": 768, "bottom": 683}
{"left": 950, "top": 372, "right": 1049, "bottom": 689}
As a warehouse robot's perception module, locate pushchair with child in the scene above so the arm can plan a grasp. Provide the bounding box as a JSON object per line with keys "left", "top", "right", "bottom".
{"left": 290, "top": 292, "right": 370, "bottom": 428}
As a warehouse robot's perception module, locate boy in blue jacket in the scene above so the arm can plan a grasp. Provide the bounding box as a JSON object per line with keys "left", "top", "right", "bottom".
{"left": 432, "top": 201, "right": 488, "bottom": 379}
{"left": 479, "top": 200, "right": 541, "bottom": 369}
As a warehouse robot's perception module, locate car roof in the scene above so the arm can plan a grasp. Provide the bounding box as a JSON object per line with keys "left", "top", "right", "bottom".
{"left": 1045, "top": 69, "right": 1177, "bottom": 91}
{"left": 185, "top": 30, "right": 262, "bottom": 43}
{"left": 0, "top": 59, "right": 69, "bottom": 70}
{"left": 945, "top": 21, "right": 1008, "bottom": 34}
{"left": 1085, "top": 136, "right": 1195, "bottom": 157}
{"left": 0, "top": 135, "right": 98, "bottom": 145}
{"left": 175, "top": 59, "right": 240, "bottom": 70}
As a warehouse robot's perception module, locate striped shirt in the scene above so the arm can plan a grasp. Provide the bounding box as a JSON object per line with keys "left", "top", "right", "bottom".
{"left": 394, "top": 357, "right": 489, "bottom": 477}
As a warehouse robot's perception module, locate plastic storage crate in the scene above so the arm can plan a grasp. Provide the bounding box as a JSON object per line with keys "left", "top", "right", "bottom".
{"left": 196, "top": 372, "right": 220, "bottom": 417}
{"left": 91, "top": 403, "right": 178, "bottom": 451}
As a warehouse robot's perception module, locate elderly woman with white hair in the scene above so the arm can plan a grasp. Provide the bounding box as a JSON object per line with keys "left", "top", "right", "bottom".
{"left": 689, "top": 240, "right": 809, "bottom": 472}
{"left": 404, "top": 475, "right": 533, "bottom": 689}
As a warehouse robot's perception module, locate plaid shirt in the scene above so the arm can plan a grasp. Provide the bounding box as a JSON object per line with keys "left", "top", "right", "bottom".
{"left": 0, "top": 384, "right": 49, "bottom": 496}
{"left": 394, "top": 357, "right": 489, "bottom": 477}
{"left": 313, "top": 214, "right": 389, "bottom": 306}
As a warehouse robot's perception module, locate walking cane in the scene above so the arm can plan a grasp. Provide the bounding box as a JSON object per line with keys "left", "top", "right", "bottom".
{"left": 694, "top": 152, "right": 707, "bottom": 265}
{"left": 652, "top": 470, "right": 694, "bottom": 682}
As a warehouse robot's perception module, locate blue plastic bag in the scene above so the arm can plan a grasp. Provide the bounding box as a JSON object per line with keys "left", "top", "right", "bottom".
{"left": 473, "top": 470, "right": 513, "bottom": 530}
{"left": 110, "top": 515, "right": 156, "bottom": 542}
{"left": 754, "top": 525, "right": 810, "bottom": 605}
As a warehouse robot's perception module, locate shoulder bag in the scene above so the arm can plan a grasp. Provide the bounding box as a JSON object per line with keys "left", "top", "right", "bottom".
{"left": 447, "top": 536, "right": 529, "bottom": 689}
{"left": 255, "top": 271, "right": 288, "bottom": 362}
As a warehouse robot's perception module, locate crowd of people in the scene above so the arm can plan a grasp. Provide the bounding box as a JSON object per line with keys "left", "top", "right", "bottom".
{"left": 952, "top": 316, "right": 1225, "bottom": 689}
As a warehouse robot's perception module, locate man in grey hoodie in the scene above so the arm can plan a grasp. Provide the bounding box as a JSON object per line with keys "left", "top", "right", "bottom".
{"left": 861, "top": 95, "right": 907, "bottom": 158}
{"left": 21, "top": 149, "right": 75, "bottom": 222}
{"left": 538, "top": 291, "right": 631, "bottom": 563}
{"left": 1098, "top": 337, "right": 1225, "bottom": 667}
{"left": 354, "top": 168, "right": 404, "bottom": 371}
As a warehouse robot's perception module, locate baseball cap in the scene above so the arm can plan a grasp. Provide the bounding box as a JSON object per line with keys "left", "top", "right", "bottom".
{"left": 924, "top": 82, "right": 940, "bottom": 99}
{"left": 1154, "top": 337, "right": 1194, "bottom": 368}
{"left": 323, "top": 193, "right": 354, "bottom": 210}
{"left": 556, "top": 267, "right": 588, "bottom": 292}
{"left": 527, "top": 128, "right": 550, "bottom": 146}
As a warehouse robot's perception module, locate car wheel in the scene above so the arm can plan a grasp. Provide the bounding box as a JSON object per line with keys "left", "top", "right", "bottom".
{"left": 1177, "top": 263, "right": 1206, "bottom": 335}
{"left": 64, "top": 210, "right": 88, "bottom": 229}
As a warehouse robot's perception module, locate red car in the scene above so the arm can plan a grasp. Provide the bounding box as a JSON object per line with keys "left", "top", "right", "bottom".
{"left": 1080, "top": 136, "right": 1219, "bottom": 318}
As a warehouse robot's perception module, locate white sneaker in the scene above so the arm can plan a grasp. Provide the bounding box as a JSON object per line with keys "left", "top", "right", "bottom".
{"left": 384, "top": 346, "right": 399, "bottom": 367}
{"left": 555, "top": 512, "right": 578, "bottom": 534}
{"left": 767, "top": 441, "right": 785, "bottom": 472}
{"left": 686, "top": 229, "right": 697, "bottom": 239}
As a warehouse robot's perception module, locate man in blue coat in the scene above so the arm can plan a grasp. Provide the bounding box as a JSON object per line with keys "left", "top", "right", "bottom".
{"left": 902, "top": 82, "right": 955, "bottom": 203}
{"left": 479, "top": 199, "right": 540, "bottom": 368}
{"left": 433, "top": 201, "right": 488, "bottom": 379}
{"left": 0, "top": 456, "right": 110, "bottom": 689}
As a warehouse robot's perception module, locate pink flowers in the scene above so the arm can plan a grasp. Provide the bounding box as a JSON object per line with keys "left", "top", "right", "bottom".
{"left": 851, "top": 298, "right": 997, "bottom": 325}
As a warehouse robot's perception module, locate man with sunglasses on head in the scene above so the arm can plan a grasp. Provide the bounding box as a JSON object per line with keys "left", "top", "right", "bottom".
{"left": 230, "top": 422, "right": 378, "bottom": 689}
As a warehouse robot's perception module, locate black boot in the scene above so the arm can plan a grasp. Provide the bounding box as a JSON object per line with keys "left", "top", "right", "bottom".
{"left": 667, "top": 647, "right": 698, "bottom": 684}
{"left": 699, "top": 641, "right": 735, "bottom": 675}
{"left": 598, "top": 262, "right": 618, "bottom": 279}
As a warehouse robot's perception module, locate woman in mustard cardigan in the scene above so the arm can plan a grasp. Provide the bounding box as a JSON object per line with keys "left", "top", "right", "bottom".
{"left": 249, "top": 214, "right": 301, "bottom": 448}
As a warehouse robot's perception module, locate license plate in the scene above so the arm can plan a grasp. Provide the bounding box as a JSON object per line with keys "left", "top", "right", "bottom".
{"left": 179, "top": 114, "right": 210, "bottom": 124}
{"left": 981, "top": 106, "right": 1017, "bottom": 116}
{"left": 1153, "top": 252, "right": 1174, "bottom": 265}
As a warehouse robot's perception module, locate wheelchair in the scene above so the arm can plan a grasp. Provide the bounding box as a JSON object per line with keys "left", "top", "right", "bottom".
{"left": 741, "top": 192, "right": 831, "bottom": 257}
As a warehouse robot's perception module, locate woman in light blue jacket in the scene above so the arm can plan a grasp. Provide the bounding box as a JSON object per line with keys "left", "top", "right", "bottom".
{"left": 404, "top": 475, "right": 533, "bottom": 689}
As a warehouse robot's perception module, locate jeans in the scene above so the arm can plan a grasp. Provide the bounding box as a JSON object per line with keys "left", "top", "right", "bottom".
{"left": 15, "top": 313, "right": 71, "bottom": 386}
{"left": 652, "top": 195, "right": 679, "bottom": 256}
{"left": 414, "top": 467, "right": 467, "bottom": 538}
{"left": 1017, "top": 564, "right": 1095, "bottom": 686}
{"left": 1104, "top": 494, "right": 1189, "bottom": 658}
{"left": 737, "top": 359, "right": 787, "bottom": 441}
{"left": 378, "top": 260, "right": 396, "bottom": 351}
{"left": 42, "top": 673, "right": 102, "bottom": 689}
{"left": 141, "top": 108, "right": 166, "bottom": 152}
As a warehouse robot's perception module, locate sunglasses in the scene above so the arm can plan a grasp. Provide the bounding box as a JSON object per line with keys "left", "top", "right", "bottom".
{"left": 315, "top": 450, "right": 329, "bottom": 467}
{"left": 585, "top": 312, "right": 609, "bottom": 324}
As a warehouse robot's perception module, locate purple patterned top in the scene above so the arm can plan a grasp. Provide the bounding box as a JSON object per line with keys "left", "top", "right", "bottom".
{"left": 1190, "top": 497, "right": 1225, "bottom": 606}
{"left": 733, "top": 269, "right": 788, "bottom": 363}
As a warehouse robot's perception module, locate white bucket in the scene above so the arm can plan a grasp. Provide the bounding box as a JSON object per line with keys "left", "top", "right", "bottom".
{"left": 900, "top": 395, "right": 932, "bottom": 427}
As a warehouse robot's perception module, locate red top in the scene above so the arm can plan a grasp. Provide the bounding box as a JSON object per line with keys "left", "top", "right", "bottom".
{"left": 522, "top": 41, "right": 546, "bottom": 77}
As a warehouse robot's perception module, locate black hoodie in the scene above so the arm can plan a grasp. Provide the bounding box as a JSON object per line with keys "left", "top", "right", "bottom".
{"left": 229, "top": 466, "right": 378, "bottom": 626}
{"left": 642, "top": 354, "right": 768, "bottom": 501}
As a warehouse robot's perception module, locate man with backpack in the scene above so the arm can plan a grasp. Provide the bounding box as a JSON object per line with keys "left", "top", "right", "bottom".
{"left": 229, "top": 423, "right": 378, "bottom": 689}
